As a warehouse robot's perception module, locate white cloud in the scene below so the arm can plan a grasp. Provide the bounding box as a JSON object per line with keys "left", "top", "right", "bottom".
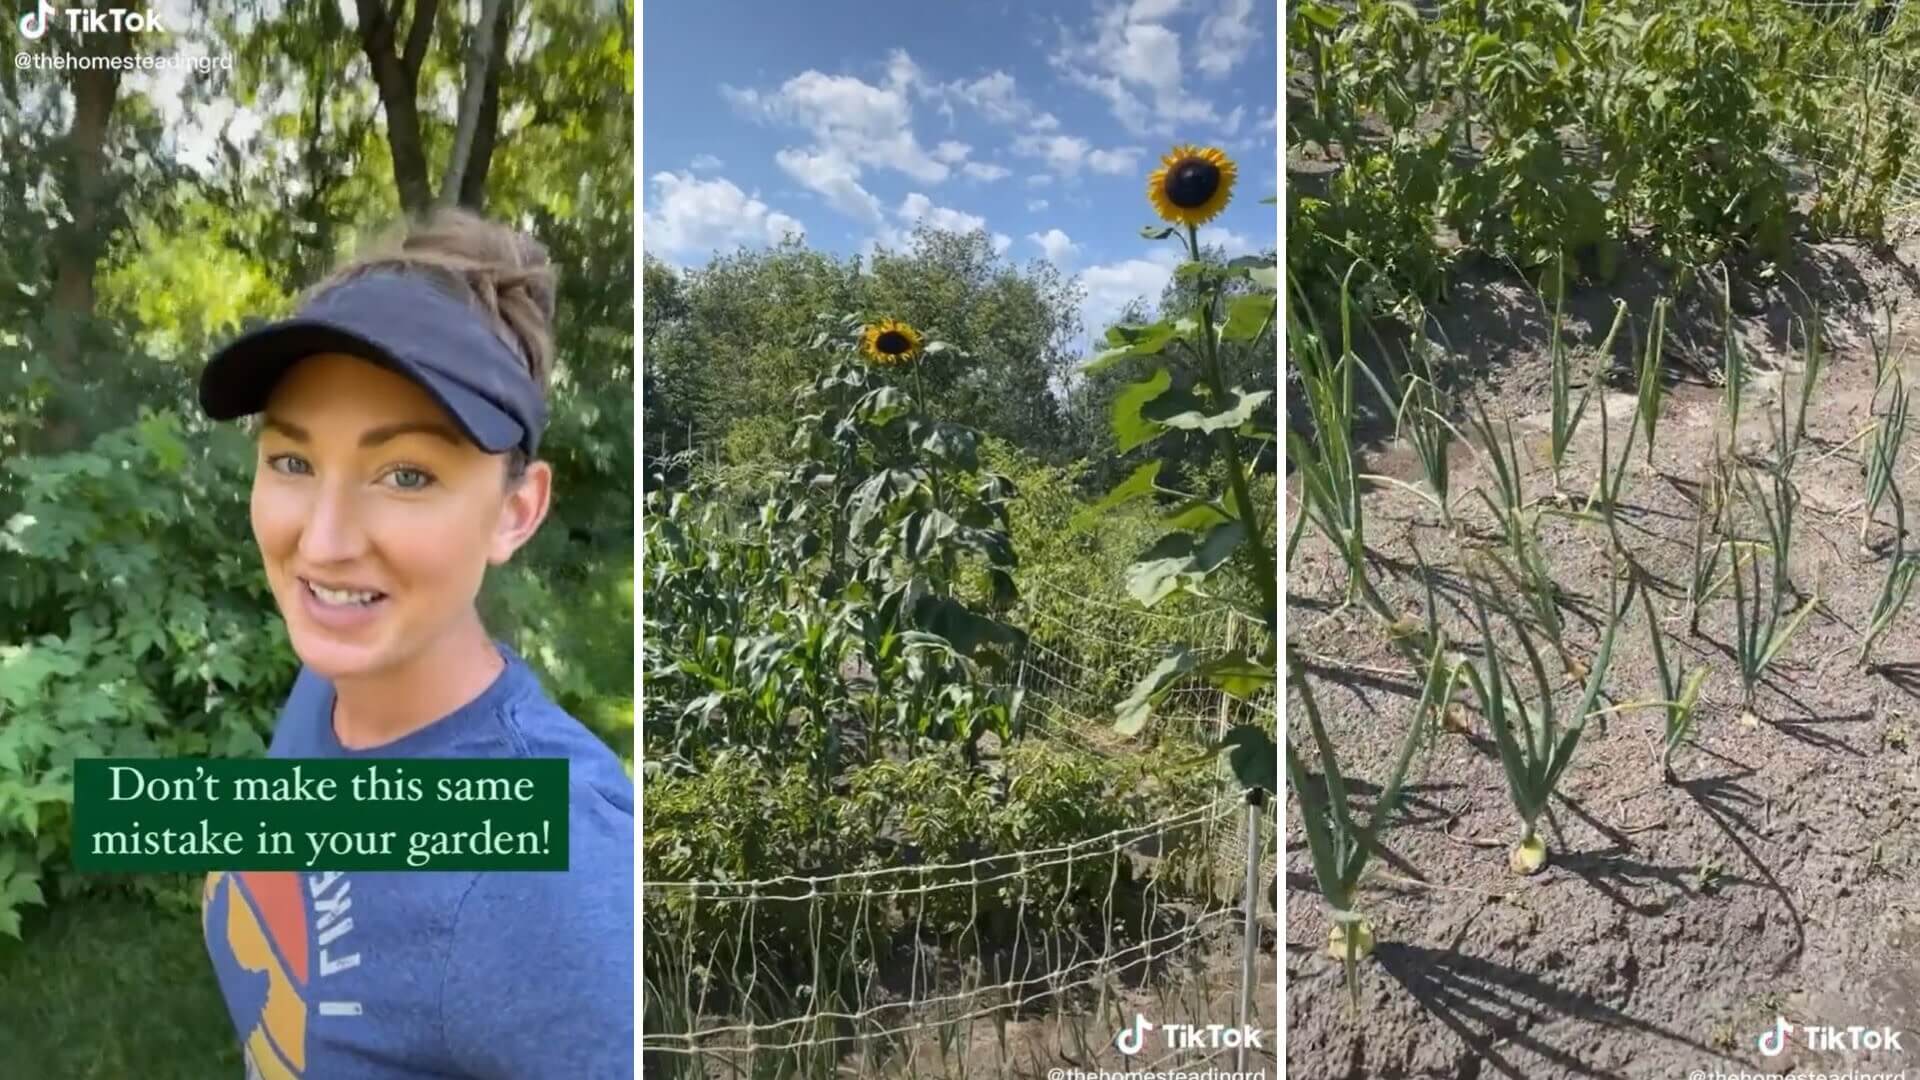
{"left": 1087, "top": 147, "right": 1145, "bottom": 175}
{"left": 1049, "top": 0, "right": 1251, "bottom": 136}
{"left": 1014, "top": 133, "right": 1090, "bottom": 175}
{"left": 723, "top": 63, "right": 949, "bottom": 185}
{"left": 1131, "top": 0, "right": 1185, "bottom": 18}
{"left": 899, "top": 192, "right": 988, "bottom": 236}
{"left": 1027, "top": 199, "right": 1050, "bottom": 212}
{"left": 1080, "top": 248, "right": 1184, "bottom": 334}
{"left": 775, "top": 147, "right": 884, "bottom": 225}
{"left": 941, "top": 69, "right": 1061, "bottom": 132}
{"left": 992, "top": 233, "right": 1013, "bottom": 256}
{"left": 963, "top": 162, "right": 1011, "bottom": 181}
{"left": 1026, "top": 174, "right": 1053, "bottom": 188}
{"left": 690, "top": 153, "right": 724, "bottom": 172}
{"left": 1196, "top": 0, "right": 1258, "bottom": 79}
{"left": 934, "top": 140, "right": 973, "bottom": 164}
{"left": 1029, "top": 228, "right": 1077, "bottom": 264}
{"left": 644, "top": 172, "right": 805, "bottom": 260}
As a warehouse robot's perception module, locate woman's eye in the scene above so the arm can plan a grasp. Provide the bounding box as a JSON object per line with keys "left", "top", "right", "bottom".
{"left": 266, "top": 453, "right": 312, "bottom": 476}
{"left": 385, "top": 467, "right": 435, "bottom": 491}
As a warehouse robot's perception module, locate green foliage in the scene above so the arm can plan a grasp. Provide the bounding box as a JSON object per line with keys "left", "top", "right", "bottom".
{"left": 0, "top": 414, "right": 294, "bottom": 936}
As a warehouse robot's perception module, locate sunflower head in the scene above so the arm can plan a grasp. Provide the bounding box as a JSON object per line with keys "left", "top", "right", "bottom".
{"left": 861, "top": 319, "right": 924, "bottom": 368}
{"left": 1148, "top": 145, "right": 1237, "bottom": 228}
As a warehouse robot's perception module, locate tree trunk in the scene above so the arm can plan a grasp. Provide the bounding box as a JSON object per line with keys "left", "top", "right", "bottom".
{"left": 458, "top": 0, "right": 513, "bottom": 209}
{"left": 354, "top": 0, "right": 440, "bottom": 216}
{"left": 440, "top": 0, "right": 506, "bottom": 207}
{"left": 50, "top": 30, "right": 128, "bottom": 348}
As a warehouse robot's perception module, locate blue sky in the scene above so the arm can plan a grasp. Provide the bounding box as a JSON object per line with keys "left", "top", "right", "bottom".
{"left": 641, "top": 0, "right": 1277, "bottom": 336}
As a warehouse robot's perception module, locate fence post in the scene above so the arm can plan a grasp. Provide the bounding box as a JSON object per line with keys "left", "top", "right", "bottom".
{"left": 1236, "top": 787, "right": 1265, "bottom": 1073}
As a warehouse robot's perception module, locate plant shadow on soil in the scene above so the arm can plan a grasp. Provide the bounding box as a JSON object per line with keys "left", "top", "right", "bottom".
{"left": 1289, "top": 234, "right": 1920, "bottom": 1077}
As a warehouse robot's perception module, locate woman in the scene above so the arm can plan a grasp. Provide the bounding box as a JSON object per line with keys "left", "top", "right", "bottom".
{"left": 194, "top": 210, "right": 634, "bottom": 1079}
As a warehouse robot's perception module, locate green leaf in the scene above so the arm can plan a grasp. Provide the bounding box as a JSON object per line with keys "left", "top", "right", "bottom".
{"left": 1163, "top": 498, "right": 1234, "bottom": 530}
{"left": 910, "top": 596, "right": 1025, "bottom": 662}
{"left": 1115, "top": 646, "right": 1196, "bottom": 735}
{"left": 1075, "top": 460, "right": 1161, "bottom": 527}
{"left": 1112, "top": 368, "right": 1174, "bottom": 452}
{"left": 1220, "top": 294, "right": 1276, "bottom": 342}
{"left": 1219, "top": 725, "right": 1278, "bottom": 794}
{"left": 1198, "top": 652, "right": 1276, "bottom": 698}
{"left": 1126, "top": 521, "right": 1248, "bottom": 607}
{"left": 1085, "top": 320, "right": 1179, "bottom": 373}
{"left": 904, "top": 508, "right": 960, "bottom": 561}
{"left": 1141, "top": 225, "right": 1178, "bottom": 240}
{"left": 1152, "top": 388, "right": 1273, "bottom": 434}
{"left": 911, "top": 420, "right": 979, "bottom": 471}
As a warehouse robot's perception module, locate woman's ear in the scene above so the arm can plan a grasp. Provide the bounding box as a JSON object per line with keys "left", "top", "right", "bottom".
{"left": 489, "top": 459, "right": 553, "bottom": 565}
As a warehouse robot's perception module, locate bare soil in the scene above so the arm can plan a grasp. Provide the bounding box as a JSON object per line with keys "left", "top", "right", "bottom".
{"left": 1286, "top": 238, "right": 1920, "bottom": 1079}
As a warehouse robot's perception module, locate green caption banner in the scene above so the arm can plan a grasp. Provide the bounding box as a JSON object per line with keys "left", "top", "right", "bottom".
{"left": 70, "top": 758, "right": 569, "bottom": 872}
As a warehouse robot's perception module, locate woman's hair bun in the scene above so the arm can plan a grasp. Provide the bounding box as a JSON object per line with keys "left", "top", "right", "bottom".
{"left": 312, "top": 208, "right": 558, "bottom": 394}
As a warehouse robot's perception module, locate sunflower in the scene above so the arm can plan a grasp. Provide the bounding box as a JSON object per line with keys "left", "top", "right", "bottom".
{"left": 861, "top": 318, "right": 924, "bottom": 368}
{"left": 1147, "top": 145, "right": 1237, "bottom": 227}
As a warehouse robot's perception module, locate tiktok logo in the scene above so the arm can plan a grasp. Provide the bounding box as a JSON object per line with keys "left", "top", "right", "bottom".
{"left": 18, "top": 2, "right": 55, "bottom": 38}
{"left": 1114, "top": 1013, "right": 1155, "bottom": 1056}
{"left": 1757, "top": 1015, "right": 1793, "bottom": 1057}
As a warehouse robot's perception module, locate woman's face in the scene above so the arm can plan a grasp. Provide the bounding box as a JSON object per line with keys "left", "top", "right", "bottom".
{"left": 250, "top": 352, "right": 549, "bottom": 681}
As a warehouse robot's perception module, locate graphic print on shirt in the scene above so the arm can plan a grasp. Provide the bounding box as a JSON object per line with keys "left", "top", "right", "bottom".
{"left": 203, "top": 870, "right": 362, "bottom": 1079}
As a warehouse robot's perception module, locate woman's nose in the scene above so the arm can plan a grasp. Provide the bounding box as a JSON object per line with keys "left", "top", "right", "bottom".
{"left": 295, "top": 483, "right": 372, "bottom": 564}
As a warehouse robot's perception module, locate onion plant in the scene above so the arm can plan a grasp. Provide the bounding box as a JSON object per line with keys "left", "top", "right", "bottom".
{"left": 1457, "top": 563, "right": 1626, "bottom": 875}
{"left": 1467, "top": 400, "right": 1585, "bottom": 679}
{"left": 1543, "top": 269, "right": 1626, "bottom": 500}
{"left": 1388, "top": 367, "right": 1460, "bottom": 529}
{"left": 1730, "top": 467, "right": 1817, "bottom": 722}
{"left": 1863, "top": 368, "right": 1911, "bottom": 550}
{"left": 1636, "top": 566, "right": 1710, "bottom": 782}
{"left": 1776, "top": 308, "right": 1826, "bottom": 473}
{"left": 1289, "top": 267, "right": 1376, "bottom": 610}
{"left": 1722, "top": 269, "right": 1747, "bottom": 452}
{"left": 1635, "top": 298, "right": 1671, "bottom": 467}
{"left": 1685, "top": 448, "right": 1731, "bottom": 635}
{"left": 1285, "top": 633, "right": 1456, "bottom": 1006}
{"left": 1862, "top": 481, "right": 1920, "bottom": 668}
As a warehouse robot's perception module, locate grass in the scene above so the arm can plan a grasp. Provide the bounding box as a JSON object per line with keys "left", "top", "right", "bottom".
{"left": 0, "top": 890, "right": 239, "bottom": 1077}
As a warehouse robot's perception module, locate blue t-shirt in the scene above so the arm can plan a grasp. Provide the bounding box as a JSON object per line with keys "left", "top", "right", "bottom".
{"left": 201, "top": 645, "right": 635, "bottom": 1079}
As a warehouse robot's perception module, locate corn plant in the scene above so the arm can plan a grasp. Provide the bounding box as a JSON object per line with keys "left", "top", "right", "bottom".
{"left": 1635, "top": 298, "right": 1671, "bottom": 467}
{"left": 1285, "top": 633, "right": 1454, "bottom": 1006}
{"left": 1635, "top": 566, "right": 1710, "bottom": 782}
{"left": 1730, "top": 467, "right": 1816, "bottom": 721}
{"left": 1862, "top": 481, "right": 1920, "bottom": 668}
{"left": 1457, "top": 563, "right": 1626, "bottom": 875}
{"left": 1862, "top": 368, "right": 1911, "bottom": 550}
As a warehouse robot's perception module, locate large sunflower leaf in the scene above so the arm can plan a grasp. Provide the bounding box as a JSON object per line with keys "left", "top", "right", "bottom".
{"left": 1151, "top": 388, "right": 1273, "bottom": 434}
{"left": 1073, "top": 460, "right": 1161, "bottom": 528}
{"left": 1085, "top": 320, "right": 1179, "bottom": 373}
{"left": 1115, "top": 646, "right": 1196, "bottom": 735}
{"left": 1220, "top": 294, "right": 1276, "bottom": 343}
{"left": 1113, "top": 368, "right": 1174, "bottom": 451}
{"left": 1197, "top": 651, "right": 1276, "bottom": 698}
{"left": 1218, "top": 725, "right": 1278, "bottom": 795}
{"left": 1126, "top": 521, "right": 1248, "bottom": 607}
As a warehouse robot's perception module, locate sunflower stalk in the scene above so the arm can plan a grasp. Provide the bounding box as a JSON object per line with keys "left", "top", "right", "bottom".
{"left": 1458, "top": 560, "right": 1627, "bottom": 875}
